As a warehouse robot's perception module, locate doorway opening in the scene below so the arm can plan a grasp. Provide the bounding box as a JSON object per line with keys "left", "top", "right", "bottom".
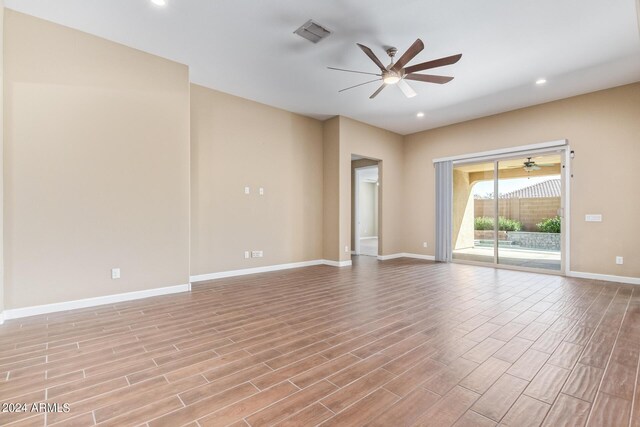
{"left": 452, "top": 150, "right": 565, "bottom": 273}
{"left": 352, "top": 157, "right": 380, "bottom": 257}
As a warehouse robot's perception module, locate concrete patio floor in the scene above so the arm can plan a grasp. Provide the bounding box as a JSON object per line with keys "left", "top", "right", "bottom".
{"left": 453, "top": 246, "right": 561, "bottom": 271}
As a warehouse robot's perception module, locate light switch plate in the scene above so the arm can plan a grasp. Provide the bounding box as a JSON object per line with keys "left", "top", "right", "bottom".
{"left": 585, "top": 214, "right": 602, "bottom": 222}
{"left": 244, "top": 186, "right": 250, "bottom": 195}
{"left": 111, "top": 268, "right": 121, "bottom": 279}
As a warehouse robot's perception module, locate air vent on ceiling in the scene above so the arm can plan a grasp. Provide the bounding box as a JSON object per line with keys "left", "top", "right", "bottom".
{"left": 294, "top": 19, "right": 332, "bottom": 43}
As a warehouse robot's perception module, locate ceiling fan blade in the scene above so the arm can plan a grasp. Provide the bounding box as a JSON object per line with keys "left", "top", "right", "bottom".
{"left": 391, "top": 38, "right": 424, "bottom": 73}
{"left": 369, "top": 84, "right": 386, "bottom": 99}
{"left": 537, "top": 163, "right": 558, "bottom": 167}
{"left": 531, "top": 165, "right": 541, "bottom": 170}
{"left": 338, "top": 78, "right": 382, "bottom": 93}
{"left": 327, "top": 67, "right": 382, "bottom": 77}
{"left": 397, "top": 79, "right": 417, "bottom": 98}
{"left": 356, "top": 43, "right": 387, "bottom": 72}
{"left": 404, "top": 53, "right": 462, "bottom": 74}
{"left": 405, "top": 74, "right": 454, "bottom": 84}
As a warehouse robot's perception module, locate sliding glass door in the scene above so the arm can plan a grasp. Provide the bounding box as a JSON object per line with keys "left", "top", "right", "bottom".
{"left": 497, "top": 155, "right": 562, "bottom": 270}
{"left": 452, "top": 151, "right": 564, "bottom": 273}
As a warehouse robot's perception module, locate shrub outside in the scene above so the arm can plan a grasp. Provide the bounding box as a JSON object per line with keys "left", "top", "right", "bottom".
{"left": 474, "top": 216, "right": 523, "bottom": 232}
{"left": 537, "top": 216, "right": 561, "bottom": 233}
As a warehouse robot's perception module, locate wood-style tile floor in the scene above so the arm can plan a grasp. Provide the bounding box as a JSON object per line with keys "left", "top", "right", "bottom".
{"left": 1, "top": 257, "right": 639, "bottom": 427}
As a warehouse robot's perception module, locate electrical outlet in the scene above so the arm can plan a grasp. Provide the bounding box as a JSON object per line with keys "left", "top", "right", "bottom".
{"left": 252, "top": 251, "right": 263, "bottom": 258}
{"left": 259, "top": 187, "right": 264, "bottom": 196}
{"left": 111, "top": 268, "right": 121, "bottom": 279}
{"left": 423, "top": 242, "right": 428, "bottom": 248}
{"left": 244, "top": 186, "right": 250, "bottom": 195}
{"left": 244, "top": 251, "right": 250, "bottom": 259}
{"left": 616, "top": 256, "right": 624, "bottom": 265}
{"left": 344, "top": 245, "right": 349, "bottom": 253}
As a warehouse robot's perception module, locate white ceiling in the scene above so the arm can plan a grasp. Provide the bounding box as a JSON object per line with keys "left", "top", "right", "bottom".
{"left": 7, "top": 0, "right": 640, "bottom": 135}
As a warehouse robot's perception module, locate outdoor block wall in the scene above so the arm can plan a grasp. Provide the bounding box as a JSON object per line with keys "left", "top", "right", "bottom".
{"left": 474, "top": 197, "right": 560, "bottom": 231}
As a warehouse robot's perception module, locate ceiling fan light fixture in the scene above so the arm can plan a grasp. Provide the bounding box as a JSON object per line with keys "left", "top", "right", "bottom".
{"left": 383, "top": 72, "right": 401, "bottom": 85}
{"left": 535, "top": 78, "right": 547, "bottom": 85}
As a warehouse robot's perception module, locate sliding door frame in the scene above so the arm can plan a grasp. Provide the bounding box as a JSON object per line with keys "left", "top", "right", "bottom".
{"left": 447, "top": 142, "right": 571, "bottom": 276}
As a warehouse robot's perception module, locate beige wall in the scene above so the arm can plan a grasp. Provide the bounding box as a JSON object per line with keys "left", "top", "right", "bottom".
{"left": 322, "top": 117, "right": 340, "bottom": 261}
{"left": 190, "top": 84, "right": 323, "bottom": 275}
{"left": 322, "top": 117, "right": 403, "bottom": 262}
{"left": 1, "top": 1, "right": 4, "bottom": 314}
{"left": 404, "top": 83, "right": 640, "bottom": 277}
{"left": 339, "top": 117, "right": 404, "bottom": 261}
{"left": 4, "top": 11, "right": 191, "bottom": 309}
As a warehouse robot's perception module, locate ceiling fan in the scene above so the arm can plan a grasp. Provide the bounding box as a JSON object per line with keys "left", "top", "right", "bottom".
{"left": 508, "top": 157, "right": 557, "bottom": 172}
{"left": 328, "top": 38, "right": 461, "bottom": 99}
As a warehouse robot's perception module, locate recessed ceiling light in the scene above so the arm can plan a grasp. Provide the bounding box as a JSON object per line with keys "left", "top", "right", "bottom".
{"left": 535, "top": 78, "right": 547, "bottom": 85}
{"left": 151, "top": 0, "right": 167, "bottom": 6}
{"left": 417, "top": 112, "right": 425, "bottom": 118}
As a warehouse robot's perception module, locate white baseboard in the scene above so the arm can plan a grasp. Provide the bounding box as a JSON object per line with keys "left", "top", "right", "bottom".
{"left": 378, "top": 253, "right": 436, "bottom": 261}
{"left": 190, "top": 259, "right": 352, "bottom": 283}
{"left": 1, "top": 283, "right": 190, "bottom": 322}
{"left": 322, "top": 259, "right": 353, "bottom": 268}
{"left": 404, "top": 253, "right": 436, "bottom": 261}
{"left": 190, "top": 260, "right": 324, "bottom": 282}
{"left": 377, "top": 253, "right": 402, "bottom": 261}
{"left": 568, "top": 271, "right": 640, "bottom": 285}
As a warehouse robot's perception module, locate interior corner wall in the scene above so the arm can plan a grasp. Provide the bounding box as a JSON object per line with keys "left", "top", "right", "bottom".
{"left": 322, "top": 117, "right": 341, "bottom": 262}
{"left": 4, "top": 11, "right": 191, "bottom": 309}
{"left": 339, "top": 117, "right": 404, "bottom": 260}
{"left": 190, "top": 84, "right": 324, "bottom": 275}
{"left": 403, "top": 82, "right": 640, "bottom": 278}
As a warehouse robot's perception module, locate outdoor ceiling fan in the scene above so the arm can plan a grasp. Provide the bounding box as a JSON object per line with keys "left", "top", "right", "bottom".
{"left": 508, "top": 157, "right": 557, "bottom": 173}
{"left": 328, "top": 38, "right": 462, "bottom": 99}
